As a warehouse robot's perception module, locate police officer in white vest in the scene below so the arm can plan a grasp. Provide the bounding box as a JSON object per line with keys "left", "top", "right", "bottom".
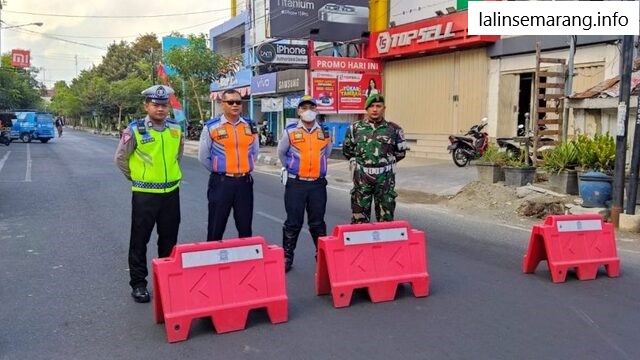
{"left": 114, "top": 85, "right": 184, "bottom": 303}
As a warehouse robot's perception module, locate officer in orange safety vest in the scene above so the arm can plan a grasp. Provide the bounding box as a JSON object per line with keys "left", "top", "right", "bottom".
{"left": 277, "top": 95, "right": 332, "bottom": 272}
{"left": 198, "top": 89, "right": 259, "bottom": 241}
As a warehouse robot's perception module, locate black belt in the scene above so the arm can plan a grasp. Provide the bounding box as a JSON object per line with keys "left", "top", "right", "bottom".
{"left": 214, "top": 172, "right": 249, "bottom": 178}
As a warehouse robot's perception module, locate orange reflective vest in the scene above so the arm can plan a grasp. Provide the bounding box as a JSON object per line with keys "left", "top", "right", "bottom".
{"left": 285, "top": 124, "right": 330, "bottom": 178}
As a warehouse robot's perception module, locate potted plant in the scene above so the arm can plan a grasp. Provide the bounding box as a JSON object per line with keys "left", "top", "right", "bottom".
{"left": 503, "top": 150, "right": 537, "bottom": 187}
{"left": 475, "top": 143, "right": 508, "bottom": 183}
{"left": 578, "top": 133, "right": 615, "bottom": 207}
{"left": 541, "top": 141, "right": 579, "bottom": 195}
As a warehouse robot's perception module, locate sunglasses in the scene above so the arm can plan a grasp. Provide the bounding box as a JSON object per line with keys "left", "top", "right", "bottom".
{"left": 223, "top": 100, "right": 242, "bottom": 106}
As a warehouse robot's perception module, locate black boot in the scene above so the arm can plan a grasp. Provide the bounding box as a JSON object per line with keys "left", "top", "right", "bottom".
{"left": 282, "top": 227, "right": 300, "bottom": 272}
{"left": 309, "top": 229, "right": 326, "bottom": 262}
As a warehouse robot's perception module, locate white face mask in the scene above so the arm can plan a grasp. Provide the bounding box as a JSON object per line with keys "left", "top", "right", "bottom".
{"left": 300, "top": 110, "right": 317, "bottom": 122}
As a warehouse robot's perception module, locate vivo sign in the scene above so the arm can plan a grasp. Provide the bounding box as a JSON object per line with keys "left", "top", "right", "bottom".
{"left": 376, "top": 22, "right": 456, "bottom": 54}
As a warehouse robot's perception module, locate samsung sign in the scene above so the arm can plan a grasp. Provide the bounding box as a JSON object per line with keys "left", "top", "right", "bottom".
{"left": 257, "top": 43, "right": 308, "bottom": 65}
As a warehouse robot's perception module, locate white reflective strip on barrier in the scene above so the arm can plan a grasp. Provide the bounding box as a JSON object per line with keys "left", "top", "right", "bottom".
{"left": 556, "top": 220, "right": 602, "bottom": 232}
{"left": 343, "top": 228, "right": 409, "bottom": 245}
{"left": 181, "top": 244, "right": 263, "bottom": 268}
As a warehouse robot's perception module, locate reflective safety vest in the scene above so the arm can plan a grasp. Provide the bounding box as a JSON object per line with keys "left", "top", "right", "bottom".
{"left": 207, "top": 117, "right": 257, "bottom": 174}
{"left": 128, "top": 120, "right": 182, "bottom": 193}
{"left": 285, "top": 124, "right": 330, "bottom": 178}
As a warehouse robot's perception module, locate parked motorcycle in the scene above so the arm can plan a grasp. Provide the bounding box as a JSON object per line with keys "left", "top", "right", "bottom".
{"left": 187, "top": 123, "right": 203, "bottom": 141}
{"left": 496, "top": 124, "right": 555, "bottom": 166}
{"left": 260, "top": 127, "right": 276, "bottom": 146}
{"left": 0, "top": 115, "right": 13, "bottom": 146}
{"left": 447, "top": 118, "right": 489, "bottom": 167}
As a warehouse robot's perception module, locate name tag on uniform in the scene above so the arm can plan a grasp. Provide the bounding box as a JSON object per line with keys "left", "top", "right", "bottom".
{"left": 244, "top": 126, "right": 253, "bottom": 136}
{"left": 140, "top": 136, "right": 155, "bottom": 144}
{"left": 317, "top": 131, "right": 325, "bottom": 140}
{"left": 292, "top": 131, "right": 305, "bottom": 143}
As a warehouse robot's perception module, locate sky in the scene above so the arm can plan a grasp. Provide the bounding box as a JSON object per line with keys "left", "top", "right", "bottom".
{"left": 0, "top": 0, "right": 235, "bottom": 86}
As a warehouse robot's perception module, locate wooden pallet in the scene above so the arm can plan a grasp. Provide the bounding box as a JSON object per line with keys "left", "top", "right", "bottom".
{"left": 532, "top": 42, "right": 566, "bottom": 166}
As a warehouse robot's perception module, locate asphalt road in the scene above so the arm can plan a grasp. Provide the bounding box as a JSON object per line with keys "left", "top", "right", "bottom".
{"left": 1, "top": 129, "right": 639, "bottom": 360}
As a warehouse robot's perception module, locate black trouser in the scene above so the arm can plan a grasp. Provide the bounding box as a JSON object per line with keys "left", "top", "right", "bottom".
{"left": 129, "top": 188, "right": 180, "bottom": 289}
{"left": 207, "top": 173, "right": 254, "bottom": 241}
{"left": 284, "top": 177, "right": 328, "bottom": 244}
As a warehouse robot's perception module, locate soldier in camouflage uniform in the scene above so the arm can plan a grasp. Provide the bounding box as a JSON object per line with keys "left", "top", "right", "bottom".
{"left": 342, "top": 94, "right": 407, "bottom": 224}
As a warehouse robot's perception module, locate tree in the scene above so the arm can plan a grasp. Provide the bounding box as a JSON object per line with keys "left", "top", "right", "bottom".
{"left": 96, "top": 41, "right": 140, "bottom": 82}
{"left": 0, "top": 54, "right": 44, "bottom": 110}
{"left": 164, "top": 34, "right": 240, "bottom": 121}
{"left": 109, "top": 76, "right": 148, "bottom": 128}
{"left": 49, "top": 81, "right": 83, "bottom": 122}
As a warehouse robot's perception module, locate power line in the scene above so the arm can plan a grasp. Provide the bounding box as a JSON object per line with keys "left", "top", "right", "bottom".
{"left": 3, "top": 8, "right": 230, "bottom": 19}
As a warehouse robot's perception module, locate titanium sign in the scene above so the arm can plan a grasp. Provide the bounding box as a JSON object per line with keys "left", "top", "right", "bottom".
{"left": 256, "top": 43, "right": 308, "bottom": 65}
{"left": 269, "top": 0, "right": 369, "bottom": 42}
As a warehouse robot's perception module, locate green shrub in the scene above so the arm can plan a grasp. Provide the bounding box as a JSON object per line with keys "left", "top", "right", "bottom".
{"left": 542, "top": 141, "right": 578, "bottom": 174}
{"left": 478, "top": 143, "right": 508, "bottom": 166}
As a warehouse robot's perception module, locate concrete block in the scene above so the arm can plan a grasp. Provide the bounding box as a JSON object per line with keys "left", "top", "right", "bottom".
{"left": 619, "top": 213, "right": 640, "bottom": 233}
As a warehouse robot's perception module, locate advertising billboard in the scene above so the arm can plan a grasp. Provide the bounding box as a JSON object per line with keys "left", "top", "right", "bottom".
{"left": 11, "top": 49, "right": 31, "bottom": 68}
{"left": 311, "top": 71, "right": 382, "bottom": 114}
{"left": 269, "top": 0, "right": 369, "bottom": 42}
{"left": 390, "top": 0, "right": 457, "bottom": 26}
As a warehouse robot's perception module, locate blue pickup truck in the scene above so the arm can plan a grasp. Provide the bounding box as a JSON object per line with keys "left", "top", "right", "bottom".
{"left": 11, "top": 111, "right": 56, "bottom": 143}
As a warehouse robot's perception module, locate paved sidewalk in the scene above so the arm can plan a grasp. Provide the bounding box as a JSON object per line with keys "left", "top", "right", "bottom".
{"left": 184, "top": 141, "right": 477, "bottom": 197}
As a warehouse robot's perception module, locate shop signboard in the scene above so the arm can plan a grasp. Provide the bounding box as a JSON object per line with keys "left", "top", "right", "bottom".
{"left": 210, "top": 68, "right": 252, "bottom": 91}
{"left": 256, "top": 43, "right": 308, "bottom": 65}
{"left": 269, "top": 0, "right": 369, "bottom": 42}
{"left": 368, "top": 11, "right": 499, "bottom": 59}
{"left": 277, "top": 69, "right": 306, "bottom": 93}
{"left": 252, "top": 72, "right": 277, "bottom": 95}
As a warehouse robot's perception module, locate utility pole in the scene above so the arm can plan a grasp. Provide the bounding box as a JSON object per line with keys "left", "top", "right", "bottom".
{"left": 150, "top": 48, "right": 155, "bottom": 84}
{"left": 611, "top": 34, "right": 635, "bottom": 227}
{"left": 625, "top": 36, "right": 640, "bottom": 215}
{"left": 562, "top": 35, "right": 576, "bottom": 142}
{"left": 74, "top": 54, "right": 78, "bottom": 77}
{"left": 0, "top": 1, "right": 4, "bottom": 69}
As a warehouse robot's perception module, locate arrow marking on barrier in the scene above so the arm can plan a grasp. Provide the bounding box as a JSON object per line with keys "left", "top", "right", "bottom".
{"left": 350, "top": 250, "right": 367, "bottom": 273}
{"left": 389, "top": 247, "right": 405, "bottom": 269}
{"left": 190, "top": 272, "right": 210, "bottom": 299}
{"left": 239, "top": 266, "right": 258, "bottom": 292}
{"left": 591, "top": 238, "right": 602, "bottom": 253}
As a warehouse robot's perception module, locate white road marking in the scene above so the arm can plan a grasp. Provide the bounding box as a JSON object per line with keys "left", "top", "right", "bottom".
{"left": 256, "top": 211, "right": 310, "bottom": 235}
{"left": 0, "top": 151, "right": 11, "bottom": 175}
{"left": 25, "top": 143, "right": 32, "bottom": 182}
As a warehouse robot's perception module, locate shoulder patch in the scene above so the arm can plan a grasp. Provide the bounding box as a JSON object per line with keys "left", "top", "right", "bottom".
{"left": 205, "top": 117, "right": 222, "bottom": 128}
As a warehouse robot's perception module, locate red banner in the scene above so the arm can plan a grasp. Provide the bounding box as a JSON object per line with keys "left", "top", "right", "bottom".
{"left": 312, "top": 72, "right": 382, "bottom": 114}
{"left": 310, "top": 56, "right": 382, "bottom": 73}
{"left": 338, "top": 73, "right": 382, "bottom": 113}
{"left": 11, "top": 49, "right": 31, "bottom": 68}
{"left": 312, "top": 73, "right": 338, "bottom": 113}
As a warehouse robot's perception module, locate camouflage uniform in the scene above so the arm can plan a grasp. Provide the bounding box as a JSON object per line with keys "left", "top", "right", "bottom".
{"left": 342, "top": 117, "right": 407, "bottom": 223}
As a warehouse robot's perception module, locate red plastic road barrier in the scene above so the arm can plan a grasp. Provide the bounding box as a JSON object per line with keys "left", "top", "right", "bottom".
{"left": 315, "top": 221, "right": 429, "bottom": 308}
{"left": 152, "top": 237, "right": 288, "bottom": 343}
{"left": 523, "top": 214, "right": 620, "bottom": 283}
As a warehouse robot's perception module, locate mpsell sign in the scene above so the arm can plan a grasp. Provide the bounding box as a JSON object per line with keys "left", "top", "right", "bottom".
{"left": 368, "top": 11, "right": 499, "bottom": 59}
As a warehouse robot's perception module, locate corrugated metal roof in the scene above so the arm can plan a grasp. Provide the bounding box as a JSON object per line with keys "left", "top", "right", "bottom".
{"left": 571, "top": 58, "right": 640, "bottom": 99}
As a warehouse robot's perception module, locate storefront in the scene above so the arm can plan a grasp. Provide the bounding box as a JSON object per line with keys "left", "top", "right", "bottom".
{"left": 367, "top": 11, "right": 498, "bottom": 159}
{"left": 486, "top": 36, "right": 621, "bottom": 139}
{"left": 250, "top": 69, "right": 306, "bottom": 141}
{"left": 210, "top": 68, "right": 252, "bottom": 118}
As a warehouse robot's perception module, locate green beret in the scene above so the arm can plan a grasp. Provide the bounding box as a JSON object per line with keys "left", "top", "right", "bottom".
{"left": 365, "top": 94, "right": 385, "bottom": 109}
